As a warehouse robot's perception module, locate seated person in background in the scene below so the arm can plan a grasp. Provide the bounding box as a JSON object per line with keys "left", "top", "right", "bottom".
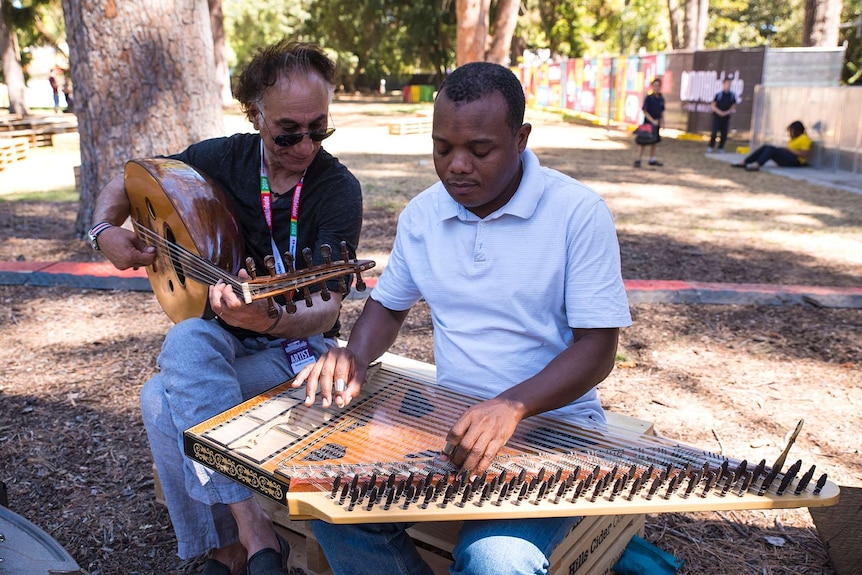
{"left": 293, "top": 62, "right": 632, "bottom": 575}
{"left": 88, "top": 40, "right": 362, "bottom": 575}
{"left": 734, "top": 120, "right": 811, "bottom": 171}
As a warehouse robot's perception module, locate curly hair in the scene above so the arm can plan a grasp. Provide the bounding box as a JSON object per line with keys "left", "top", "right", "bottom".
{"left": 438, "top": 62, "right": 525, "bottom": 134}
{"left": 234, "top": 40, "right": 336, "bottom": 120}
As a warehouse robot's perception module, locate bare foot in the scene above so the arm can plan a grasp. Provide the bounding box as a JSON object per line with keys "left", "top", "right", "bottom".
{"left": 208, "top": 541, "right": 247, "bottom": 574}
{"left": 229, "top": 498, "right": 280, "bottom": 558}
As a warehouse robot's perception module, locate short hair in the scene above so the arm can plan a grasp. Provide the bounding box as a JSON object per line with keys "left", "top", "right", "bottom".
{"left": 234, "top": 40, "right": 336, "bottom": 119}
{"left": 438, "top": 62, "right": 525, "bottom": 133}
{"left": 788, "top": 121, "right": 806, "bottom": 138}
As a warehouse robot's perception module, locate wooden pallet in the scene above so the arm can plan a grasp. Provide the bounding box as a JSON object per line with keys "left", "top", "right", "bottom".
{"left": 388, "top": 117, "right": 433, "bottom": 135}
{"left": 0, "top": 137, "right": 29, "bottom": 170}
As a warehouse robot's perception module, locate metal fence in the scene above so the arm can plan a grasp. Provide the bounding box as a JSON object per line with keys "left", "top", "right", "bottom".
{"left": 751, "top": 86, "right": 862, "bottom": 174}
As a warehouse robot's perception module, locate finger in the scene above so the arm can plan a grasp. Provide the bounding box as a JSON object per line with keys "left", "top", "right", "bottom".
{"left": 302, "top": 361, "right": 323, "bottom": 406}
{"left": 334, "top": 379, "right": 363, "bottom": 409}
{"left": 292, "top": 363, "right": 315, "bottom": 388}
{"left": 471, "top": 437, "right": 506, "bottom": 478}
{"left": 455, "top": 424, "right": 492, "bottom": 473}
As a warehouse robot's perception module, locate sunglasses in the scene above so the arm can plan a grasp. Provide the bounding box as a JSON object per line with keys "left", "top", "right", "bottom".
{"left": 273, "top": 128, "right": 336, "bottom": 147}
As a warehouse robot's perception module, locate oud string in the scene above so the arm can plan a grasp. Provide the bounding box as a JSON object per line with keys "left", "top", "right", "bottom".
{"left": 132, "top": 221, "right": 366, "bottom": 302}
{"left": 132, "top": 221, "right": 243, "bottom": 295}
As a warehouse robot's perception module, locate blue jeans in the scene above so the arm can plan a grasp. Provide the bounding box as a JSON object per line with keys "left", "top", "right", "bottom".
{"left": 311, "top": 516, "right": 581, "bottom": 575}
{"left": 140, "top": 317, "right": 328, "bottom": 559}
{"left": 744, "top": 145, "right": 802, "bottom": 167}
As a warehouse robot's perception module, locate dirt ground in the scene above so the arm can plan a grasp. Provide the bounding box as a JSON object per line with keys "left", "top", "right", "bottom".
{"left": 1, "top": 99, "right": 860, "bottom": 575}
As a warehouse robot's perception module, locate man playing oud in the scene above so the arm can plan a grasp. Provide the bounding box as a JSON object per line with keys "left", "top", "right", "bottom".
{"left": 294, "top": 62, "right": 631, "bottom": 575}
{"left": 88, "top": 41, "right": 362, "bottom": 575}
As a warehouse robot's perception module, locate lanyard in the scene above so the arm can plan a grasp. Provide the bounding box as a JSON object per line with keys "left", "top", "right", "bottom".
{"left": 259, "top": 139, "right": 303, "bottom": 274}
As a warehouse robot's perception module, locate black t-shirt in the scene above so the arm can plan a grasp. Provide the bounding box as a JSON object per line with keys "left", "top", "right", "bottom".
{"left": 713, "top": 90, "right": 737, "bottom": 112}
{"left": 169, "top": 133, "right": 363, "bottom": 339}
{"left": 642, "top": 93, "right": 665, "bottom": 121}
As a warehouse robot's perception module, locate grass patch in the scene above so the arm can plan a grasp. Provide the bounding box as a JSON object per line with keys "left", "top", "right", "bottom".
{"left": 0, "top": 188, "right": 78, "bottom": 202}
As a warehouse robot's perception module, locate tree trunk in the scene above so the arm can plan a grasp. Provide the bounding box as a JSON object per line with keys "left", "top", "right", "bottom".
{"left": 486, "top": 0, "right": 519, "bottom": 65}
{"left": 0, "top": 0, "right": 30, "bottom": 115}
{"left": 696, "top": 0, "right": 708, "bottom": 49}
{"left": 682, "top": 0, "right": 702, "bottom": 49}
{"left": 666, "top": 0, "right": 682, "bottom": 49}
{"left": 208, "top": 0, "right": 233, "bottom": 107}
{"left": 63, "top": 0, "right": 224, "bottom": 236}
{"left": 456, "top": 0, "right": 487, "bottom": 65}
{"left": 803, "top": 0, "right": 842, "bottom": 46}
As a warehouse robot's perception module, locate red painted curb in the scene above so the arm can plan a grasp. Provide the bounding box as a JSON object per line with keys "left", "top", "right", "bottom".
{"left": 1, "top": 261, "right": 859, "bottom": 307}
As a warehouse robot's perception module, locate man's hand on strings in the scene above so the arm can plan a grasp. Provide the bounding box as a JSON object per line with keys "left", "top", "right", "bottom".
{"left": 98, "top": 226, "right": 156, "bottom": 271}
{"left": 210, "top": 269, "right": 272, "bottom": 331}
{"left": 292, "top": 347, "right": 367, "bottom": 410}
{"left": 441, "top": 397, "right": 524, "bottom": 478}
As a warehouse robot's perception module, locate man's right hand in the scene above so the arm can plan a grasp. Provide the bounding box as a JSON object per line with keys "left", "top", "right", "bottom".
{"left": 97, "top": 226, "right": 156, "bottom": 270}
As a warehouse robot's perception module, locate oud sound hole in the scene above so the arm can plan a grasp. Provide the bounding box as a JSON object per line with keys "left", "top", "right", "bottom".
{"left": 163, "top": 225, "right": 187, "bottom": 288}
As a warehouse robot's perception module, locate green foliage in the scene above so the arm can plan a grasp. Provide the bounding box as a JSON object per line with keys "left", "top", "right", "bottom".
{"left": 707, "top": 0, "right": 802, "bottom": 47}
{"left": 527, "top": 0, "right": 669, "bottom": 58}
{"left": 841, "top": 0, "right": 862, "bottom": 84}
{"left": 0, "top": 188, "right": 78, "bottom": 202}
{"left": 303, "top": 0, "right": 455, "bottom": 91}
{"left": 223, "top": 0, "right": 308, "bottom": 78}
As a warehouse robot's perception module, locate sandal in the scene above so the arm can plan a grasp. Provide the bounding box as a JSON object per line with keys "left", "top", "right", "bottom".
{"left": 245, "top": 534, "right": 290, "bottom": 575}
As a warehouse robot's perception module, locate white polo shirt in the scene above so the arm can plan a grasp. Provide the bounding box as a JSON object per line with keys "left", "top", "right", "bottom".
{"left": 371, "top": 149, "right": 632, "bottom": 424}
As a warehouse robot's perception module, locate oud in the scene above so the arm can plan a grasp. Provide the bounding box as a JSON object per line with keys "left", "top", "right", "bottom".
{"left": 123, "top": 158, "right": 375, "bottom": 323}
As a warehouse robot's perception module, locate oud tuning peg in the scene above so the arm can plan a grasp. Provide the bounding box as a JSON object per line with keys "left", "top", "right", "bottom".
{"left": 261, "top": 256, "right": 280, "bottom": 316}
{"left": 313, "top": 246, "right": 332, "bottom": 301}
{"left": 278, "top": 252, "right": 297, "bottom": 313}
{"left": 300, "top": 248, "right": 314, "bottom": 307}
{"left": 335, "top": 243, "right": 348, "bottom": 295}
{"left": 245, "top": 257, "right": 258, "bottom": 279}
{"left": 339, "top": 240, "right": 365, "bottom": 293}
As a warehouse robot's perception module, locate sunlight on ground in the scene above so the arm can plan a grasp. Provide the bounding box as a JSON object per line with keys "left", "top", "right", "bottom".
{"left": 9, "top": 294, "right": 171, "bottom": 347}
{"left": 0, "top": 146, "right": 81, "bottom": 195}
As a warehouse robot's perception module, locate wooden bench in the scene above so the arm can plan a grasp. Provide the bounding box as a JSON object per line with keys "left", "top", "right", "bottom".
{"left": 388, "top": 117, "right": 433, "bottom": 135}
{"left": 0, "top": 118, "right": 78, "bottom": 147}
{"left": 0, "top": 137, "right": 29, "bottom": 170}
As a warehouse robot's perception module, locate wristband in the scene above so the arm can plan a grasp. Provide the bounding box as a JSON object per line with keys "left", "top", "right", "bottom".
{"left": 263, "top": 304, "right": 284, "bottom": 335}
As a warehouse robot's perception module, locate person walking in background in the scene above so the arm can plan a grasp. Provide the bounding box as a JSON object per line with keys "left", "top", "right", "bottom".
{"left": 49, "top": 67, "right": 62, "bottom": 114}
{"left": 62, "top": 73, "right": 74, "bottom": 113}
{"left": 707, "top": 78, "right": 738, "bottom": 153}
{"left": 635, "top": 78, "right": 664, "bottom": 168}
{"left": 733, "top": 120, "right": 811, "bottom": 171}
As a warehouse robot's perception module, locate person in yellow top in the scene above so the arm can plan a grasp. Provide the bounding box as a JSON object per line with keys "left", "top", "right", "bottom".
{"left": 734, "top": 121, "right": 811, "bottom": 171}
